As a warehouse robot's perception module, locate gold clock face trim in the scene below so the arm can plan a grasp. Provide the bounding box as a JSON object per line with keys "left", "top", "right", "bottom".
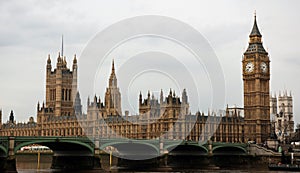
{"left": 261, "top": 62, "right": 267, "bottom": 73}
{"left": 245, "top": 62, "right": 254, "bottom": 73}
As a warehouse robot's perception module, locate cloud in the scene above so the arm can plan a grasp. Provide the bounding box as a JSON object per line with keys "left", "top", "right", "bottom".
{"left": 0, "top": 0, "right": 299, "bottom": 126}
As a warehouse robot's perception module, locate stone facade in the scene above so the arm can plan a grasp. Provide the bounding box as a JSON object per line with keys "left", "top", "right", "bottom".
{"left": 0, "top": 55, "right": 245, "bottom": 143}
{"left": 242, "top": 15, "right": 271, "bottom": 143}
{"left": 0, "top": 15, "right": 273, "bottom": 144}
{"left": 270, "top": 91, "right": 294, "bottom": 142}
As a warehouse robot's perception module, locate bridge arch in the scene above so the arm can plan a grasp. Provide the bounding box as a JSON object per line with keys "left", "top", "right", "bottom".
{"left": 0, "top": 145, "right": 7, "bottom": 157}
{"left": 100, "top": 141, "right": 159, "bottom": 153}
{"left": 166, "top": 143, "right": 208, "bottom": 156}
{"left": 166, "top": 143, "right": 208, "bottom": 153}
{"left": 100, "top": 141, "right": 159, "bottom": 160}
{"left": 14, "top": 139, "right": 94, "bottom": 154}
{"left": 212, "top": 145, "right": 247, "bottom": 155}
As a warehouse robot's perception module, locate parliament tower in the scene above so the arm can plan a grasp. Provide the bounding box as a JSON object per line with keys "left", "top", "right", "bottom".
{"left": 37, "top": 52, "right": 78, "bottom": 124}
{"left": 105, "top": 60, "right": 122, "bottom": 115}
{"left": 243, "top": 14, "right": 271, "bottom": 143}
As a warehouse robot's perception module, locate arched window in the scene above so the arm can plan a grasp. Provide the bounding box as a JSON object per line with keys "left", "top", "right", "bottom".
{"left": 69, "top": 89, "right": 71, "bottom": 100}
{"left": 62, "top": 89, "right": 65, "bottom": 100}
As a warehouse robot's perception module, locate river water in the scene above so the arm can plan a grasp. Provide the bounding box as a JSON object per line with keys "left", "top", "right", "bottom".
{"left": 16, "top": 154, "right": 279, "bottom": 173}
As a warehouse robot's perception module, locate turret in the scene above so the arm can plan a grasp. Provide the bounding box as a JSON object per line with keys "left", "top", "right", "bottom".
{"left": 72, "top": 54, "right": 78, "bottom": 103}
{"left": 147, "top": 91, "right": 150, "bottom": 105}
{"left": 160, "top": 89, "right": 163, "bottom": 104}
{"left": 182, "top": 88, "right": 188, "bottom": 104}
{"left": 37, "top": 102, "right": 40, "bottom": 111}
{"left": 47, "top": 54, "right": 52, "bottom": 72}
{"left": 9, "top": 110, "right": 14, "bottom": 123}
{"left": 94, "top": 95, "right": 97, "bottom": 104}
{"left": 56, "top": 52, "right": 63, "bottom": 69}
{"left": 139, "top": 91, "right": 142, "bottom": 105}
{"left": 62, "top": 56, "right": 67, "bottom": 68}
{"left": 73, "top": 54, "right": 77, "bottom": 70}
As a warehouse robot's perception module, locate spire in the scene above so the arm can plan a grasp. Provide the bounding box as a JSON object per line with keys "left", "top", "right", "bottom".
{"left": 250, "top": 12, "right": 262, "bottom": 37}
{"left": 9, "top": 110, "right": 14, "bottom": 123}
{"left": 244, "top": 12, "right": 267, "bottom": 55}
{"left": 37, "top": 102, "right": 40, "bottom": 111}
{"left": 61, "top": 35, "right": 64, "bottom": 57}
{"left": 47, "top": 54, "right": 51, "bottom": 64}
{"left": 160, "top": 89, "right": 163, "bottom": 103}
{"left": 57, "top": 52, "right": 62, "bottom": 64}
{"left": 73, "top": 54, "right": 77, "bottom": 71}
{"left": 112, "top": 59, "right": 115, "bottom": 75}
{"left": 109, "top": 59, "right": 117, "bottom": 87}
{"left": 73, "top": 54, "right": 77, "bottom": 64}
{"left": 47, "top": 54, "right": 52, "bottom": 71}
{"left": 94, "top": 95, "right": 97, "bottom": 103}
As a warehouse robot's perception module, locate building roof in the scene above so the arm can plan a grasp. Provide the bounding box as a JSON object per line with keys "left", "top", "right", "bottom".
{"left": 250, "top": 15, "right": 262, "bottom": 37}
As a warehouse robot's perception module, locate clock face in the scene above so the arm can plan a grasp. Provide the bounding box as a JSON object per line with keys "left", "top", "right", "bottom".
{"left": 245, "top": 62, "right": 254, "bottom": 73}
{"left": 260, "top": 62, "right": 267, "bottom": 73}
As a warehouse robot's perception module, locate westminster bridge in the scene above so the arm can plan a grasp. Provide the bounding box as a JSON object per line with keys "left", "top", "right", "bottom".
{"left": 0, "top": 136, "right": 248, "bottom": 172}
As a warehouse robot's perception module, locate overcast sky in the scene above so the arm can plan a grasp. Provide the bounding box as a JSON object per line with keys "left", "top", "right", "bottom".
{"left": 0, "top": 0, "right": 300, "bottom": 125}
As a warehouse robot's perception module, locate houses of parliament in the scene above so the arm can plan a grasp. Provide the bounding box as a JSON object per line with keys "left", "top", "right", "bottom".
{"left": 0, "top": 15, "right": 295, "bottom": 144}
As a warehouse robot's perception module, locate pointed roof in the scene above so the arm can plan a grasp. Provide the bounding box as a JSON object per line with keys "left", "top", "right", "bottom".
{"left": 244, "top": 13, "right": 268, "bottom": 55}
{"left": 250, "top": 15, "right": 262, "bottom": 37}
{"left": 110, "top": 59, "right": 115, "bottom": 76}
{"left": 109, "top": 59, "right": 116, "bottom": 79}
{"left": 47, "top": 54, "right": 51, "bottom": 64}
{"left": 108, "top": 59, "right": 118, "bottom": 87}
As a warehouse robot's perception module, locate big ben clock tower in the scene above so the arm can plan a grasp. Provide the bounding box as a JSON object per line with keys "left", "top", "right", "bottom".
{"left": 243, "top": 14, "right": 271, "bottom": 143}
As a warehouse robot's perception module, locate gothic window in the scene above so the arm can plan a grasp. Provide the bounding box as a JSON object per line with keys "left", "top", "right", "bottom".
{"left": 64, "top": 89, "right": 67, "bottom": 101}
{"left": 69, "top": 89, "right": 71, "bottom": 101}
{"left": 62, "top": 89, "right": 65, "bottom": 100}
{"left": 66, "top": 89, "right": 68, "bottom": 101}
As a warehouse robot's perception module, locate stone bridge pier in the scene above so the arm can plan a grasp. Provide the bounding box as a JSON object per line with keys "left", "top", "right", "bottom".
{"left": 0, "top": 137, "right": 17, "bottom": 173}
